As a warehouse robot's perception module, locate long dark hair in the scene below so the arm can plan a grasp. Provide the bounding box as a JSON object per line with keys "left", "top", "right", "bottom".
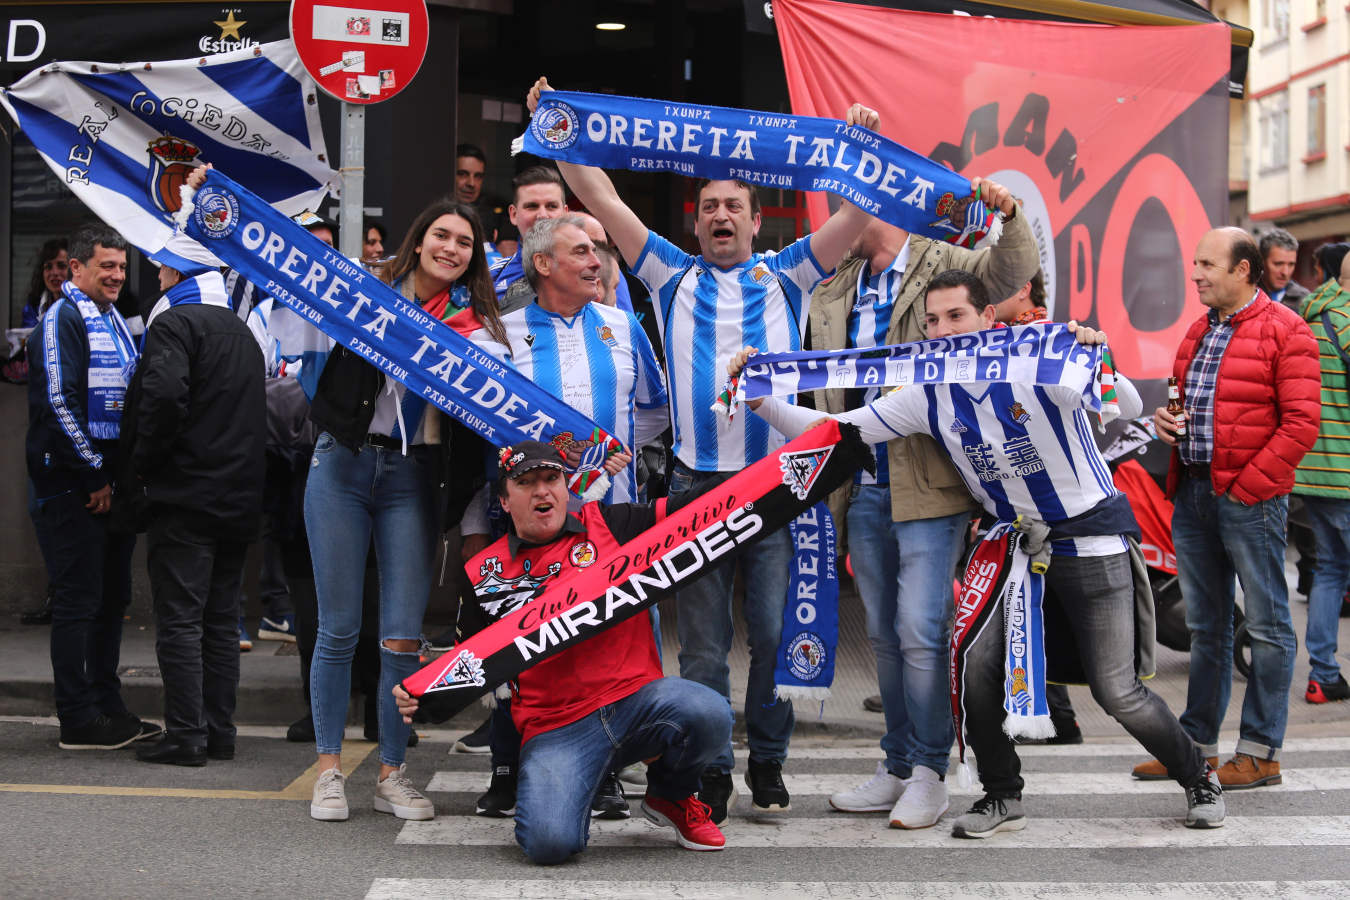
{"left": 24, "top": 238, "right": 68, "bottom": 311}
{"left": 382, "top": 200, "right": 504, "bottom": 346}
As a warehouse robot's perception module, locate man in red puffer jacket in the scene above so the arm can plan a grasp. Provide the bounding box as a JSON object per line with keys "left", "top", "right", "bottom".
{"left": 1131, "top": 227, "right": 1320, "bottom": 790}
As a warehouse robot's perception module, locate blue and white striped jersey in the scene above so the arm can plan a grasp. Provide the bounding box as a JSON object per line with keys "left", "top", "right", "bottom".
{"left": 845, "top": 243, "right": 910, "bottom": 485}
{"left": 634, "top": 230, "right": 826, "bottom": 472}
{"left": 490, "top": 250, "right": 523, "bottom": 301}
{"left": 759, "top": 376, "right": 1141, "bottom": 557}
{"left": 491, "top": 301, "right": 668, "bottom": 504}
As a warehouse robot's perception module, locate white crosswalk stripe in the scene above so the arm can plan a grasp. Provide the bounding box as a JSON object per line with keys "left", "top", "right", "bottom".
{"left": 366, "top": 880, "right": 1350, "bottom": 900}
{"left": 426, "top": 766, "right": 1350, "bottom": 796}
{"left": 371, "top": 735, "right": 1350, "bottom": 898}
{"left": 395, "top": 814, "right": 1350, "bottom": 849}
{"left": 784, "top": 736, "right": 1350, "bottom": 759}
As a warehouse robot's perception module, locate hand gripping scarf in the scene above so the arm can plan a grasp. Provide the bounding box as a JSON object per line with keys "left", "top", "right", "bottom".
{"left": 403, "top": 420, "right": 872, "bottom": 720}
{"left": 716, "top": 323, "right": 1120, "bottom": 427}
{"left": 516, "top": 91, "right": 995, "bottom": 248}
{"left": 178, "top": 169, "right": 621, "bottom": 500}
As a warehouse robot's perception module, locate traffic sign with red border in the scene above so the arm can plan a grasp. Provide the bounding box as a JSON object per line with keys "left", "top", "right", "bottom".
{"left": 289, "top": 0, "right": 428, "bottom": 105}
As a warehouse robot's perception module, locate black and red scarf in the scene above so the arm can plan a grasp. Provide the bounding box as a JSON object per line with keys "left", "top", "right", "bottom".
{"left": 403, "top": 420, "right": 871, "bottom": 719}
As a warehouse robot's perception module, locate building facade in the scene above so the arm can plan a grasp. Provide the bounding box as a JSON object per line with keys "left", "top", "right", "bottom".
{"left": 1247, "top": 0, "right": 1349, "bottom": 282}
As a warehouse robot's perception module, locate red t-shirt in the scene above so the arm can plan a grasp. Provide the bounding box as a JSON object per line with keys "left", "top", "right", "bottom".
{"left": 465, "top": 502, "right": 666, "bottom": 744}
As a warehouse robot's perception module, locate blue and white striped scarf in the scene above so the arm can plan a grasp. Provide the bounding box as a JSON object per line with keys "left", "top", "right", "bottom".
{"left": 61, "top": 281, "right": 138, "bottom": 441}
{"left": 516, "top": 91, "right": 995, "bottom": 247}
{"left": 717, "top": 324, "right": 1118, "bottom": 423}
{"left": 144, "top": 269, "right": 232, "bottom": 329}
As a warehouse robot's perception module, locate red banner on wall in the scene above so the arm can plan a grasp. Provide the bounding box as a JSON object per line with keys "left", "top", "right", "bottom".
{"left": 774, "top": 0, "right": 1230, "bottom": 381}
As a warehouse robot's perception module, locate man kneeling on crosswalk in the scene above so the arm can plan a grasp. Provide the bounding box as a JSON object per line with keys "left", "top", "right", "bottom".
{"left": 394, "top": 441, "right": 731, "bottom": 863}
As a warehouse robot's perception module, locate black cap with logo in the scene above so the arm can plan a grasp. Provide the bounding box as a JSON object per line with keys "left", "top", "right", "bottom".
{"left": 498, "top": 441, "right": 566, "bottom": 480}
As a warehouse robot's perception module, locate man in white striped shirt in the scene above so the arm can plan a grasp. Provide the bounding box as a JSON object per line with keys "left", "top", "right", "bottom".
{"left": 528, "top": 75, "right": 899, "bottom": 820}
{"left": 737, "top": 269, "right": 1226, "bottom": 836}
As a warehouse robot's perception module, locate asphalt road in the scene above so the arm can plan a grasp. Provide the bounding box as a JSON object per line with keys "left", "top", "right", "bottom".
{"left": 3, "top": 716, "right": 1348, "bottom": 899}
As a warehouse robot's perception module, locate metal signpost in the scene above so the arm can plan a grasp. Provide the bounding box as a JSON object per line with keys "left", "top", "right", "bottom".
{"left": 289, "top": 1, "right": 429, "bottom": 258}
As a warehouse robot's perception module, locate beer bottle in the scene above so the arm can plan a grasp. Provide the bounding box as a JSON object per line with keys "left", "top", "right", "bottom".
{"left": 1166, "top": 376, "right": 1187, "bottom": 439}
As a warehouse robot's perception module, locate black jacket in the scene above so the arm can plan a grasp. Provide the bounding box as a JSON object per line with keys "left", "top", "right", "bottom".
{"left": 308, "top": 346, "right": 487, "bottom": 530}
{"left": 26, "top": 298, "right": 121, "bottom": 499}
{"left": 128, "top": 303, "right": 266, "bottom": 540}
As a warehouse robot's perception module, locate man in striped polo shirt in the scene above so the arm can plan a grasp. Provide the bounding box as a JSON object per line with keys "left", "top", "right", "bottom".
{"left": 1292, "top": 271, "right": 1350, "bottom": 704}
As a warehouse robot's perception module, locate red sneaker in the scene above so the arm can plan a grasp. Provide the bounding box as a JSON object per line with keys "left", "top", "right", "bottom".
{"left": 1306, "top": 675, "right": 1350, "bottom": 704}
{"left": 641, "top": 793, "right": 726, "bottom": 851}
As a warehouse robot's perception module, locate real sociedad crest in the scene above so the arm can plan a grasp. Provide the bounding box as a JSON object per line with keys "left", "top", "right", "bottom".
{"left": 532, "top": 102, "right": 580, "bottom": 150}
{"left": 778, "top": 445, "right": 834, "bottom": 500}
{"left": 787, "top": 632, "right": 827, "bottom": 681}
{"left": 146, "top": 136, "right": 203, "bottom": 217}
{"left": 429, "top": 649, "right": 486, "bottom": 691}
{"left": 192, "top": 185, "right": 240, "bottom": 239}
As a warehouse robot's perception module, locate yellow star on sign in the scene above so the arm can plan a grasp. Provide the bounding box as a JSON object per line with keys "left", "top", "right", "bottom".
{"left": 214, "top": 10, "right": 247, "bottom": 40}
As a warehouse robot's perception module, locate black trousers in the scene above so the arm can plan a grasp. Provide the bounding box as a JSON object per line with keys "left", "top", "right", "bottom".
{"left": 148, "top": 514, "right": 247, "bottom": 747}
{"left": 33, "top": 489, "right": 135, "bottom": 727}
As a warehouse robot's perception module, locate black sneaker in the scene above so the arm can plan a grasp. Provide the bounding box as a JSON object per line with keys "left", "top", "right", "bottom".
{"left": 476, "top": 765, "right": 517, "bottom": 817}
{"left": 453, "top": 715, "right": 491, "bottom": 754}
{"left": 698, "top": 768, "right": 734, "bottom": 824}
{"left": 58, "top": 713, "right": 141, "bottom": 750}
{"left": 745, "top": 759, "right": 791, "bottom": 813}
{"left": 591, "top": 771, "right": 631, "bottom": 819}
{"left": 117, "top": 715, "right": 164, "bottom": 743}
{"left": 286, "top": 714, "right": 316, "bottom": 743}
{"left": 135, "top": 737, "right": 207, "bottom": 767}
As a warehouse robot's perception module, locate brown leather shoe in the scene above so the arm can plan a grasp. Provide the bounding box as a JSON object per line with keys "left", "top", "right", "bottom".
{"left": 1131, "top": 755, "right": 1218, "bottom": 781}
{"left": 1216, "top": 753, "right": 1281, "bottom": 789}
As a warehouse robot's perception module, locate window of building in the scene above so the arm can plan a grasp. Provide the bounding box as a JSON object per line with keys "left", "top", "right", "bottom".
{"left": 1305, "top": 84, "right": 1326, "bottom": 160}
{"left": 1258, "top": 91, "right": 1289, "bottom": 171}
{"left": 1264, "top": 0, "right": 1290, "bottom": 42}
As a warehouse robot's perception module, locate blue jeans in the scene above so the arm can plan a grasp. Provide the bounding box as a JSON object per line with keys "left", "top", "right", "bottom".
{"left": 305, "top": 434, "right": 438, "bottom": 767}
{"left": 1173, "top": 477, "right": 1295, "bottom": 760}
{"left": 963, "top": 551, "right": 1204, "bottom": 795}
{"left": 846, "top": 485, "right": 965, "bottom": 776}
{"left": 514, "top": 677, "right": 730, "bottom": 864}
{"left": 32, "top": 489, "right": 136, "bottom": 727}
{"left": 1301, "top": 495, "right": 1349, "bottom": 684}
{"left": 670, "top": 463, "right": 794, "bottom": 771}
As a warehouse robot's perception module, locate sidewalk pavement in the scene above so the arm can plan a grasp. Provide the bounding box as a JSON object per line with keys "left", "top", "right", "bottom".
{"left": 4, "top": 567, "right": 1347, "bottom": 742}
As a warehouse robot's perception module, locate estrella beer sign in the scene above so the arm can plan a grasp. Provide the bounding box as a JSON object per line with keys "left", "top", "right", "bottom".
{"left": 775, "top": 1, "right": 1232, "bottom": 383}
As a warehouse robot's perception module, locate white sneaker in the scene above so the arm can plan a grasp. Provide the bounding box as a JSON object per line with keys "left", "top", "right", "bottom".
{"left": 889, "top": 764, "right": 948, "bottom": 829}
{"left": 374, "top": 764, "right": 435, "bottom": 821}
{"left": 829, "top": 761, "right": 906, "bottom": 812}
{"left": 310, "top": 767, "right": 348, "bottom": 821}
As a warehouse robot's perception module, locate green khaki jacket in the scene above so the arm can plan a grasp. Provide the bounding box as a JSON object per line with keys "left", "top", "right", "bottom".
{"left": 808, "top": 209, "right": 1039, "bottom": 524}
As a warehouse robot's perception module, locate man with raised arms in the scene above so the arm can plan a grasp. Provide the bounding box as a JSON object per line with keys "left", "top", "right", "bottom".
{"left": 529, "top": 74, "right": 1016, "bottom": 822}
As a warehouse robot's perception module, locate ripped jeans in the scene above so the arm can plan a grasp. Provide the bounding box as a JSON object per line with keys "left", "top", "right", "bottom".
{"left": 305, "top": 433, "right": 438, "bottom": 767}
